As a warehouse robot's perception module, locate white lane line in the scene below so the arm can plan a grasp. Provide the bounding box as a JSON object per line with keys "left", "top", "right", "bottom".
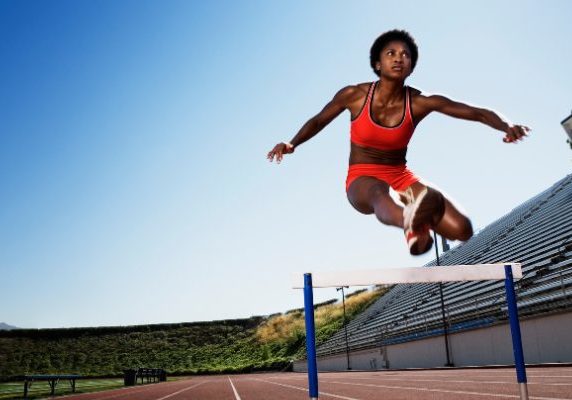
{"left": 255, "top": 375, "right": 306, "bottom": 381}
{"left": 55, "top": 382, "right": 175, "bottom": 400}
{"left": 154, "top": 381, "right": 208, "bottom": 400}
{"left": 358, "top": 372, "right": 572, "bottom": 379}
{"left": 327, "top": 380, "right": 571, "bottom": 400}
{"left": 228, "top": 377, "right": 242, "bottom": 400}
{"left": 328, "top": 375, "right": 572, "bottom": 386}
{"left": 251, "top": 378, "right": 362, "bottom": 400}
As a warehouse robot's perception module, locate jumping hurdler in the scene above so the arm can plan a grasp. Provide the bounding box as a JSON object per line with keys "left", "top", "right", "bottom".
{"left": 267, "top": 30, "right": 529, "bottom": 255}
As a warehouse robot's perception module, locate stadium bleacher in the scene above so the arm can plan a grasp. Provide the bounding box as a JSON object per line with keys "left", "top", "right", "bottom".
{"left": 316, "top": 174, "right": 572, "bottom": 358}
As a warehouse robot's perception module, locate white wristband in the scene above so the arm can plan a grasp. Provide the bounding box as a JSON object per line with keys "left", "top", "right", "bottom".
{"left": 284, "top": 142, "right": 294, "bottom": 149}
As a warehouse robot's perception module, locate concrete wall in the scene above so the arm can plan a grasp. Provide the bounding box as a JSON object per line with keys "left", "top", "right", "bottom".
{"left": 294, "top": 311, "right": 572, "bottom": 372}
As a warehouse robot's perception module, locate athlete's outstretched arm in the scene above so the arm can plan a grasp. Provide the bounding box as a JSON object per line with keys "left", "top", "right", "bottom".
{"left": 418, "top": 95, "right": 530, "bottom": 143}
{"left": 267, "top": 86, "right": 356, "bottom": 163}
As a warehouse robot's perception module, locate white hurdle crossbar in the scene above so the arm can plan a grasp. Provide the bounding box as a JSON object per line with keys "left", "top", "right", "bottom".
{"left": 292, "top": 263, "right": 529, "bottom": 400}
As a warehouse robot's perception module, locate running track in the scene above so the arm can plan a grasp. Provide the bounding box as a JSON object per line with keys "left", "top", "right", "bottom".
{"left": 60, "top": 367, "right": 572, "bottom": 400}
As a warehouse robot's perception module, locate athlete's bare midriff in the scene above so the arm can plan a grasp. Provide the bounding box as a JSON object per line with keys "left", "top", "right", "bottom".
{"left": 349, "top": 142, "right": 407, "bottom": 165}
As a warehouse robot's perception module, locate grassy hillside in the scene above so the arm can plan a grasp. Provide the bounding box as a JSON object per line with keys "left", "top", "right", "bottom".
{"left": 256, "top": 287, "right": 386, "bottom": 360}
{"left": 0, "top": 287, "right": 386, "bottom": 379}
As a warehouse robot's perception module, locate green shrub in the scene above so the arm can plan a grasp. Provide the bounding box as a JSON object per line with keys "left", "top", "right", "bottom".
{"left": 0, "top": 289, "right": 386, "bottom": 379}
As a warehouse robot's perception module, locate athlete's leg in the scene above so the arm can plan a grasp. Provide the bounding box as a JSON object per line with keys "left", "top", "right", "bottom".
{"left": 347, "top": 176, "right": 403, "bottom": 227}
{"left": 348, "top": 177, "right": 433, "bottom": 255}
{"left": 400, "top": 181, "right": 473, "bottom": 241}
{"left": 434, "top": 198, "right": 473, "bottom": 241}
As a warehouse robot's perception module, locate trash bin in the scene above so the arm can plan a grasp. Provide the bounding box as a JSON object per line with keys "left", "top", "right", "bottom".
{"left": 159, "top": 369, "right": 167, "bottom": 382}
{"left": 124, "top": 369, "right": 137, "bottom": 386}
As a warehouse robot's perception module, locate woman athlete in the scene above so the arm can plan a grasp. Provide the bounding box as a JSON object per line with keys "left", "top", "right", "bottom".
{"left": 267, "top": 30, "right": 529, "bottom": 256}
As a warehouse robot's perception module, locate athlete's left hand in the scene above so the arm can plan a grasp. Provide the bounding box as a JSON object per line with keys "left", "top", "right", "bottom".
{"left": 503, "top": 124, "right": 530, "bottom": 143}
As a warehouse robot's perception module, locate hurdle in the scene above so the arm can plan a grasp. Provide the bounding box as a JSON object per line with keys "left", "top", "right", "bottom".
{"left": 292, "top": 263, "right": 529, "bottom": 400}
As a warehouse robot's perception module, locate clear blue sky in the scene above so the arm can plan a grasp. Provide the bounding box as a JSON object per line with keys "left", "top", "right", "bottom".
{"left": 1, "top": 0, "right": 571, "bottom": 329}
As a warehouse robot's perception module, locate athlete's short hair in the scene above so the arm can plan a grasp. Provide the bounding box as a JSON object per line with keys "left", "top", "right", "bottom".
{"left": 370, "top": 29, "right": 418, "bottom": 76}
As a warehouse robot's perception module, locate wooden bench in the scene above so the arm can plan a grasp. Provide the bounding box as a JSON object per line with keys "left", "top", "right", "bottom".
{"left": 23, "top": 374, "right": 81, "bottom": 398}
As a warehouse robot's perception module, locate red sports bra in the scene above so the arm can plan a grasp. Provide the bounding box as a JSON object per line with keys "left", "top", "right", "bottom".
{"left": 350, "top": 81, "right": 415, "bottom": 151}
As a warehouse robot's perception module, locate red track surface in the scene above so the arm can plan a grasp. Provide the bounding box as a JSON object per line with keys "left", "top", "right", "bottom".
{"left": 60, "top": 367, "right": 572, "bottom": 400}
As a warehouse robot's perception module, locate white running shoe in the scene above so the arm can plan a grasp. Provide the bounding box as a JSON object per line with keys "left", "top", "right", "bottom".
{"left": 400, "top": 186, "right": 445, "bottom": 232}
{"left": 404, "top": 224, "right": 433, "bottom": 255}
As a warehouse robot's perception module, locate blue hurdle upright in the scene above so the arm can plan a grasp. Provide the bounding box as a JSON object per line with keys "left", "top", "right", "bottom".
{"left": 292, "top": 263, "right": 528, "bottom": 400}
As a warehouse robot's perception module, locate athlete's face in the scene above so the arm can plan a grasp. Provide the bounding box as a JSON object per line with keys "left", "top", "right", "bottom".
{"left": 375, "top": 40, "right": 413, "bottom": 80}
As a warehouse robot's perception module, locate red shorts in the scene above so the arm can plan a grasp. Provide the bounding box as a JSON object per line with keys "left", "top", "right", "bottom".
{"left": 346, "top": 163, "right": 420, "bottom": 192}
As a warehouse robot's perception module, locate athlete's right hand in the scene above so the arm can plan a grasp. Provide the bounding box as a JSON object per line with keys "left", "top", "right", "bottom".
{"left": 267, "top": 142, "right": 294, "bottom": 164}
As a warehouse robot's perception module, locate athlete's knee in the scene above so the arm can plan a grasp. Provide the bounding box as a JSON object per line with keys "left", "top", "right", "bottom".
{"left": 347, "top": 195, "right": 374, "bottom": 215}
{"left": 462, "top": 220, "right": 474, "bottom": 241}
{"left": 456, "top": 218, "right": 473, "bottom": 241}
{"left": 438, "top": 213, "right": 473, "bottom": 242}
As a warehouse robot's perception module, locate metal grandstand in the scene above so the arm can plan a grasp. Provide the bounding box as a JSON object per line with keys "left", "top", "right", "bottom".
{"left": 316, "top": 174, "right": 572, "bottom": 358}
